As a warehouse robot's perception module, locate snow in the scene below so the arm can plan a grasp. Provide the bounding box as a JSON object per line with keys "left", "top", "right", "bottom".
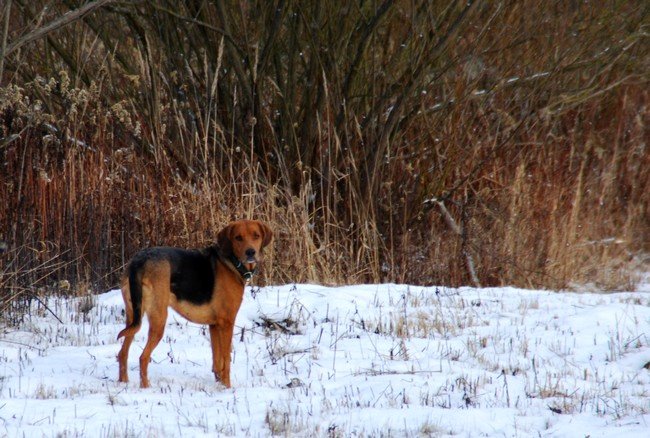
{"left": 1, "top": 281, "right": 649, "bottom": 437}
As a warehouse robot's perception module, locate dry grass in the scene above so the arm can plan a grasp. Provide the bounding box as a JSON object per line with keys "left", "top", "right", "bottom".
{"left": 0, "top": 1, "right": 648, "bottom": 322}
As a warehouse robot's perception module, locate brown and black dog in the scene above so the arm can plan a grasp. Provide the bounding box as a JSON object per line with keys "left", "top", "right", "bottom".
{"left": 117, "top": 220, "right": 272, "bottom": 388}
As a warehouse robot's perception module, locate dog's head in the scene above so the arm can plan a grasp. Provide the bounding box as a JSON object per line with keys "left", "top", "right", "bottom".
{"left": 217, "top": 220, "right": 273, "bottom": 271}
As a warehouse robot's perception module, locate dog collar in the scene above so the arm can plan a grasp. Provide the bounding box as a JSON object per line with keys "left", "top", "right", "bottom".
{"left": 227, "top": 253, "right": 257, "bottom": 282}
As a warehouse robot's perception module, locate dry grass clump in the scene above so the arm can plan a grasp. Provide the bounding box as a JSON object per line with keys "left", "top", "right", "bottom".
{"left": 0, "top": 1, "right": 648, "bottom": 322}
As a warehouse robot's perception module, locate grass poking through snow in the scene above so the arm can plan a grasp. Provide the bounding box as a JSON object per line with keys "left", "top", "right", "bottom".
{"left": 1, "top": 283, "right": 649, "bottom": 436}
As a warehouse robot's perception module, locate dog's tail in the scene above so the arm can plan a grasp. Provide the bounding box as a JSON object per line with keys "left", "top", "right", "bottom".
{"left": 117, "top": 260, "right": 144, "bottom": 339}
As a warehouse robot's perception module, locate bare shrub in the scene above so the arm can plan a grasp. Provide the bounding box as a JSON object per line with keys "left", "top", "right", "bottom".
{"left": 0, "top": 1, "right": 647, "bottom": 321}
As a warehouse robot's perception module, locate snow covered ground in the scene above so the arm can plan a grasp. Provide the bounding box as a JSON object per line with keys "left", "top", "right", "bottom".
{"left": 1, "top": 280, "right": 650, "bottom": 437}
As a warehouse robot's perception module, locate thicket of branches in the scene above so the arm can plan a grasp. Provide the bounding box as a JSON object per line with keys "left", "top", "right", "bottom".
{"left": 1, "top": 0, "right": 648, "bottom": 321}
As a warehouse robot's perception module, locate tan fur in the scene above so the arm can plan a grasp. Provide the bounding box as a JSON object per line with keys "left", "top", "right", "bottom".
{"left": 117, "top": 220, "right": 272, "bottom": 388}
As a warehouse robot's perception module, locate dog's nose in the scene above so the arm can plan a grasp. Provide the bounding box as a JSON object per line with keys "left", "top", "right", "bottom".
{"left": 245, "top": 248, "right": 256, "bottom": 259}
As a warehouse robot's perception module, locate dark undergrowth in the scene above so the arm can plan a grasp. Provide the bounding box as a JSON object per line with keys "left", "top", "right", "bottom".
{"left": 1, "top": 0, "right": 648, "bottom": 323}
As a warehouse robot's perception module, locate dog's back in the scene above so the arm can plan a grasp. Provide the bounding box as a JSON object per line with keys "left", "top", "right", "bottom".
{"left": 118, "top": 246, "right": 220, "bottom": 338}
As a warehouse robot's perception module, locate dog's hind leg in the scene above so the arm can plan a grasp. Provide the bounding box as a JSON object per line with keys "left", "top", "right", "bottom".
{"left": 118, "top": 333, "right": 135, "bottom": 383}
{"left": 138, "top": 304, "right": 167, "bottom": 388}
{"left": 118, "top": 279, "right": 139, "bottom": 383}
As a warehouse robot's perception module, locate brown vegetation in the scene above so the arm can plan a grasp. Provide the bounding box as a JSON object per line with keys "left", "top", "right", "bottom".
{"left": 1, "top": 1, "right": 648, "bottom": 321}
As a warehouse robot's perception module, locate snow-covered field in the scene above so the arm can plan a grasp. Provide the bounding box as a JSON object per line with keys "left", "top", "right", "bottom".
{"left": 1, "top": 281, "right": 650, "bottom": 437}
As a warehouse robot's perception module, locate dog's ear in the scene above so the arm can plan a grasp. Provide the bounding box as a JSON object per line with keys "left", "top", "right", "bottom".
{"left": 217, "top": 223, "right": 234, "bottom": 253}
{"left": 258, "top": 221, "right": 273, "bottom": 248}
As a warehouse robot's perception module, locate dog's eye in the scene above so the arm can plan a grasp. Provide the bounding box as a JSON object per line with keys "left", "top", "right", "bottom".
{"left": 235, "top": 235, "right": 243, "bottom": 242}
{"left": 253, "top": 233, "right": 260, "bottom": 240}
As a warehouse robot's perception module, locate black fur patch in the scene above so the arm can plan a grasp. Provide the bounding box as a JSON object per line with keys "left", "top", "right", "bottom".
{"left": 137, "top": 246, "right": 219, "bottom": 305}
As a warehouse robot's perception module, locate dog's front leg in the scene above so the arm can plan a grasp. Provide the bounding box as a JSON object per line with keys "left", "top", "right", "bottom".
{"left": 209, "top": 322, "right": 234, "bottom": 388}
{"left": 209, "top": 324, "right": 222, "bottom": 382}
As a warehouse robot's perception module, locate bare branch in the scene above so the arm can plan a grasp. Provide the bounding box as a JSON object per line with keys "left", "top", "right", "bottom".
{"left": 3, "top": 0, "right": 114, "bottom": 57}
{"left": 0, "top": 0, "right": 11, "bottom": 80}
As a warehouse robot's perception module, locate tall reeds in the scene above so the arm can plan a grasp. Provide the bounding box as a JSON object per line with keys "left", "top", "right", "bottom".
{"left": 1, "top": 1, "right": 648, "bottom": 321}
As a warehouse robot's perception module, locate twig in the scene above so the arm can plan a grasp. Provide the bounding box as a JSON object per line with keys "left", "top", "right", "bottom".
{"left": 432, "top": 199, "right": 462, "bottom": 235}
{"left": 4, "top": 0, "right": 114, "bottom": 57}
{"left": 0, "top": 338, "right": 46, "bottom": 353}
{"left": 353, "top": 368, "right": 442, "bottom": 377}
{"left": 0, "top": 0, "right": 11, "bottom": 80}
{"left": 426, "top": 198, "right": 481, "bottom": 288}
{"left": 31, "top": 293, "right": 64, "bottom": 324}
